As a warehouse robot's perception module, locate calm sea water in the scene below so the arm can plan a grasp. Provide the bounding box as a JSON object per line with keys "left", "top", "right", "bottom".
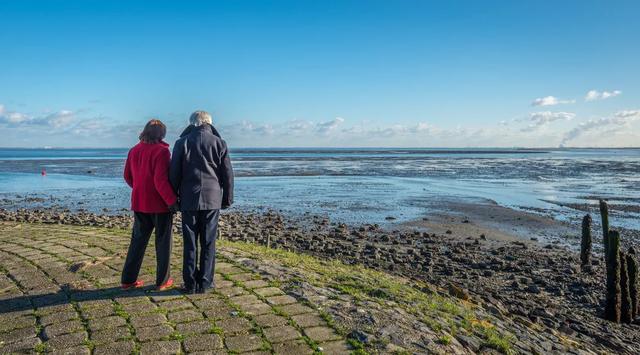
{"left": 0, "top": 147, "right": 638, "bottom": 230}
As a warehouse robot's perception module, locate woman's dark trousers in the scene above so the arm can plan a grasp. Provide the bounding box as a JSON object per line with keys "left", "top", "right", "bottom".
{"left": 121, "top": 212, "right": 173, "bottom": 286}
{"left": 181, "top": 209, "right": 220, "bottom": 291}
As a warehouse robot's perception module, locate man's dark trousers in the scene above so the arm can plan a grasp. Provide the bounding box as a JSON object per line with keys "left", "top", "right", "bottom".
{"left": 121, "top": 212, "right": 173, "bottom": 286}
{"left": 181, "top": 209, "right": 220, "bottom": 291}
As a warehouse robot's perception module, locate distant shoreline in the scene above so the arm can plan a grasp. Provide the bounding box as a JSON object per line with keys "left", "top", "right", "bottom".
{"left": 1, "top": 146, "right": 640, "bottom": 150}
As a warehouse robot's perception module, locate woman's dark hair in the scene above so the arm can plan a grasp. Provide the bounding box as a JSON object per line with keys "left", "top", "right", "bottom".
{"left": 139, "top": 119, "right": 167, "bottom": 143}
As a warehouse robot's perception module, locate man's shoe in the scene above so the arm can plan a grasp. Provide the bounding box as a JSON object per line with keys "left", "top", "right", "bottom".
{"left": 180, "top": 286, "right": 196, "bottom": 294}
{"left": 196, "top": 284, "right": 214, "bottom": 294}
{"left": 121, "top": 280, "right": 144, "bottom": 290}
{"left": 156, "top": 278, "right": 174, "bottom": 291}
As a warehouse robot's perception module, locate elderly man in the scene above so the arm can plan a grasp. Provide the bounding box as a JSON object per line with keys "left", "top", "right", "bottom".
{"left": 170, "top": 110, "right": 234, "bottom": 294}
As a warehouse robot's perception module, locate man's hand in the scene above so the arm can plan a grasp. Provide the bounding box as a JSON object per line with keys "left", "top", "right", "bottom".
{"left": 168, "top": 202, "right": 180, "bottom": 213}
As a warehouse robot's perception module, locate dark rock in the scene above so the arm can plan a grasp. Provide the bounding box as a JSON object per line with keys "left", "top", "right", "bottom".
{"left": 447, "top": 283, "right": 470, "bottom": 301}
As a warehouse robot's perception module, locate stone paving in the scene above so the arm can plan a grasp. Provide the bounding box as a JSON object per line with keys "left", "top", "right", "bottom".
{"left": 0, "top": 222, "right": 351, "bottom": 354}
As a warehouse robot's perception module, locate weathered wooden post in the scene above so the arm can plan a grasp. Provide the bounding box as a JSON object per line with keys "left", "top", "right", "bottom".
{"left": 626, "top": 249, "right": 639, "bottom": 319}
{"left": 605, "top": 230, "right": 621, "bottom": 322}
{"left": 581, "top": 214, "right": 592, "bottom": 268}
{"left": 599, "top": 200, "right": 609, "bottom": 259}
{"left": 620, "top": 251, "right": 633, "bottom": 323}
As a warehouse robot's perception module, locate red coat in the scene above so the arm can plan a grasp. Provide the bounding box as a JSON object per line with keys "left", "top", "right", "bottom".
{"left": 124, "top": 141, "right": 177, "bottom": 213}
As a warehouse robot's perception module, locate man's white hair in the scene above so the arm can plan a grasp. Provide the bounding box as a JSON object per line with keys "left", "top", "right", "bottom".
{"left": 189, "top": 110, "right": 212, "bottom": 126}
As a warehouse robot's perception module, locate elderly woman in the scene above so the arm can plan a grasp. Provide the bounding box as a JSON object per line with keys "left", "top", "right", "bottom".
{"left": 121, "top": 119, "right": 178, "bottom": 290}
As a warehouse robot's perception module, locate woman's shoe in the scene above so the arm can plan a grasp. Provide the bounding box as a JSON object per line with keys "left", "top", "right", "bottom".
{"left": 121, "top": 280, "right": 144, "bottom": 290}
{"left": 156, "top": 278, "right": 174, "bottom": 291}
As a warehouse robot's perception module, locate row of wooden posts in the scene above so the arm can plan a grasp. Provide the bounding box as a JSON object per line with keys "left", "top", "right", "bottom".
{"left": 580, "top": 200, "right": 639, "bottom": 323}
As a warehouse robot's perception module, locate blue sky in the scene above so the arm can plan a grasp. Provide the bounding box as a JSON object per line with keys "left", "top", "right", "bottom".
{"left": 1, "top": 0, "right": 639, "bottom": 147}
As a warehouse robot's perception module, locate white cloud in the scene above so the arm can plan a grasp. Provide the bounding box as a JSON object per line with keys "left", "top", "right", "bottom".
{"left": 230, "top": 120, "right": 275, "bottom": 135}
{"left": 531, "top": 96, "right": 575, "bottom": 106}
{"left": 341, "top": 122, "right": 433, "bottom": 138}
{"left": 520, "top": 111, "right": 575, "bottom": 131}
{"left": 3, "top": 102, "right": 639, "bottom": 148}
{"left": 40, "top": 110, "right": 76, "bottom": 128}
{"left": 286, "top": 119, "right": 313, "bottom": 134}
{"left": 0, "top": 105, "right": 30, "bottom": 125}
{"left": 585, "top": 89, "right": 621, "bottom": 101}
{"left": 561, "top": 109, "right": 639, "bottom": 145}
{"left": 614, "top": 110, "right": 640, "bottom": 119}
{"left": 0, "top": 105, "right": 78, "bottom": 128}
{"left": 315, "top": 117, "right": 344, "bottom": 135}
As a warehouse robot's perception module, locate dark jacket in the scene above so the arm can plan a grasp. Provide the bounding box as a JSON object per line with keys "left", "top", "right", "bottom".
{"left": 169, "top": 124, "right": 234, "bottom": 211}
{"left": 124, "top": 141, "right": 177, "bottom": 213}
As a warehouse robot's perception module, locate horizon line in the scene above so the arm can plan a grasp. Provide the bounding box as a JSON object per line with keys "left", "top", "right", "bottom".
{"left": 1, "top": 146, "right": 640, "bottom": 150}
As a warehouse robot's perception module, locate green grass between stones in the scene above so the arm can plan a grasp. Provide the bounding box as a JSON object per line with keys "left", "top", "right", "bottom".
{"left": 218, "top": 239, "right": 515, "bottom": 354}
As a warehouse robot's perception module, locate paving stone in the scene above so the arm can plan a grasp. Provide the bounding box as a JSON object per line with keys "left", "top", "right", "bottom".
{"left": 136, "top": 324, "right": 174, "bottom": 342}
{"left": 121, "top": 300, "right": 157, "bottom": 314}
{"left": 225, "top": 333, "right": 264, "bottom": 352}
{"left": 93, "top": 340, "right": 136, "bottom": 355}
{"left": 90, "top": 326, "right": 131, "bottom": 345}
{"left": 254, "top": 287, "right": 285, "bottom": 297}
{"left": 280, "top": 303, "right": 314, "bottom": 316}
{"left": 158, "top": 299, "right": 193, "bottom": 311}
{"left": 176, "top": 320, "right": 212, "bottom": 335}
{"left": 266, "top": 295, "right": 297, "bottom": 305}
{"left": 88, "top": 315, "right": 127, "bottom": 331}
{"left": 240, "top": 302, "right": 273, "bottom": 316}
{"left": 167, "top": 309, "right": 204, "bottom": 323}
{"left": 139, "top": 340, "right": 182, "bottom": 355}
{"left": 37, "top": 303, "right": 76, "bottom": 315}
{"left": 217, "top": 265, "right": 244, "bottom": 275}
{"left": 215, "top": 279, "right": 234, "bottom": 288}
{"left": 78, "top": 299, "right": 113, "bottom": 309}
{"left": 254, "top": 313, "right": 289, "bottom": 328}
{"left": 81, "top": 305, "right": 115, "bottom": 319}
{"left": 228, "top": 273, "right": 255, "bottom": 282}
{"left": 215, "top": 262, "right": 234, "bottom": 271}
{"left": 129, "top": 313, "right": 168, "bottom": 328}
{"left": 114, "top": 293, "right": 148, "bottom": 304}
{"left": 0, "top": 336, "right": 41, "bottom": 353}
{"left": 263, "top": 325, "right": 301, "bottom": 343}
{"left": 216, "top": 286, "right": 245, "bottom": 297}
{"left": 304, "top": 326, "right": 341, "bottom": 342}
{"left": 45, "top": 331, "right": 87, "bottom": 351}
{"left": 230, "top": 294, "right": 261, "bottom": 306}
{"left": 203, "top": 306, "right": 234, "bottom": 320}
{"left": 193, "top": 297, "right": 226, "bottom": 309}
{"left": 188, "top": 350, "right": 227, "bottom": 355}
{"left": 243, "top": 279, "right": 269, "bottom": 289}
{"left": 216, "top": 317, "right": 253, "bottom": 334}
{"left": 291, "top": 313, "right": 326, "bottom": 328}
{"left": 272, "top": 340, "right": 315, "bottom": 355}
{"left": 318, "top": 340, "right": 351, "bottom": 354}
{"left": 149, "top": 290, "right": 183, "bottom": 302}
{"left": 183, "top": 333, "right": 224, "bottom": 352}
{"left": 33, "top": 293, "right": 68, "bottom": 307}
{"left": 43, "top": 320, "right": 85, "bottom": 339}
{"left": 184, "top": 291, "right": 218, "bottom": 301}
{"left": 0, "top": 314, "right": 35, "bottom": 332}
{"left": 50, "top": 345, "right": 91, "bottom": 355}
{"left": 40, "top": 310, "right": 78, "bottom": 325}
{"left": 0, "top": 326, "right": 36, "bottom": 344}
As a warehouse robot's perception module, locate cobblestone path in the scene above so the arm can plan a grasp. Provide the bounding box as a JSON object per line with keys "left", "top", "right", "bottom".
{"left": 0, "top": 222, "right": 351, "bottom": 354}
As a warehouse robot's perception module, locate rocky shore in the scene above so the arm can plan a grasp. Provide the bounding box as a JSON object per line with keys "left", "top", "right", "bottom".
{"left": 1, "top": 208, "right": 639, "bottom": 353}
